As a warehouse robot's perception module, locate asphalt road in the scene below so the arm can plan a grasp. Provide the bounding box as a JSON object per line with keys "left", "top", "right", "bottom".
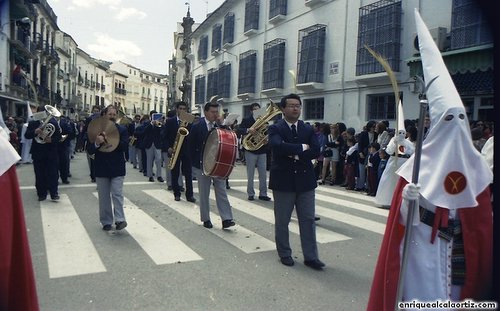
{"left": 17, "top": 152, "right": 386, "bottom": 311}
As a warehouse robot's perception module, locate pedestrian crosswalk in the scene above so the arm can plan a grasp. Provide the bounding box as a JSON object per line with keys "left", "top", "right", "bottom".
{"left": 31, "top": 184, "right": 388, "bottom": 279}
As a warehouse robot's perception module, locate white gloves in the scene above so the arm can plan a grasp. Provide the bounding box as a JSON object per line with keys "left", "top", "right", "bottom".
{"left": 400, "top": 183, "right": 421, "bottom": 226}
{"left": 402, "top": 183, "right": 420, "bottom": 201}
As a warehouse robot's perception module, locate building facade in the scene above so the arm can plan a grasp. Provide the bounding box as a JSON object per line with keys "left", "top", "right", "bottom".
{"left": 188, "top": 0, "right": 493, "bottom": 129}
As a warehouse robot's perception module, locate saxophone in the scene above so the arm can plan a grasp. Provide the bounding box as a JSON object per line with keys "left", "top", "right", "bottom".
{"left": 242, "top": 100, "right": 282, "bottom": 151}
{"left": 168, "top": 111, "right": 195, "bottom": 170}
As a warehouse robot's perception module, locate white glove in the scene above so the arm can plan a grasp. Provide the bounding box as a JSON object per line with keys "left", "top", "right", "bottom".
{"left": 400, "top": 183, "right": 421, "bottom": 226}
{"left": 402, "top": 183, "right": 420, "bottom": 201}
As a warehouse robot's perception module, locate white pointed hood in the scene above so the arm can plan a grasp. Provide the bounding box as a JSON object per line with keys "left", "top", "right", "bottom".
{"left": 26, "top": 101, "right": 34, "bottom": 121}
{"left": 397, "top": 10, "right": 492, "bottom": 209}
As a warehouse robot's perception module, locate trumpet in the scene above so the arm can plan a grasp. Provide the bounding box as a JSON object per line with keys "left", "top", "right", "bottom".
{"left": 34, "top": 105, "right": 62, "bottom": 144}
{"left": 151, "top": 113, "right": 164, "bottom": 127}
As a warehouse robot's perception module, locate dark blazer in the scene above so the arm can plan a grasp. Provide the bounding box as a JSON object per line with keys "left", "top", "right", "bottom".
{"left": 87, "top": 124, "right": 129, "bottom": 178}
{"left": 164, "top": 117, "right": 193, "bottom": 156}
{"left": 268, "top": 119, "right": 320, "bottom": 192}
{"left": 24, "top": 118, "right": 61, "bottom": 160}
{"left": 238, "top": 115, "right": 267, "bottom": 154}
{"left": 189, "top": 117, "right": 210, "bottom": 169}
{"left": 357, "top": 130, "right": 377, "bottom": 159}
{"left": 141, "top": 123, "right": 163, "bottom": 149}
{"left": 134, "top": 122, "right": 148, "bottom": 150}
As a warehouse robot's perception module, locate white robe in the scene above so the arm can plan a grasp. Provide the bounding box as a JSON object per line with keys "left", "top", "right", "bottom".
{"left": 20, "top": 123, "right": 32, "bottom": 164}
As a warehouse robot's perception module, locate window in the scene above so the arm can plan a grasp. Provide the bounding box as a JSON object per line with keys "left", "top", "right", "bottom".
{"left": 244, "top": 0, "right": 260, "bottom": 33}
{"left": 450, "top": 0, "right": 493, "bottom": 49}
{"left": 262, "top": 39, "right": 286, "bottom": 90}
{"left": 223, "top": 13, "right": 235, "bottom": 46}
{"left": 356, "top": 0, "right": 402, "bottom": 75}
{"left": 212, "top": 24, "right": 222, "bottom": 53}
{"left": 207, "top": 68, "right": 218, "bottom": 99}
{"left": 367, "top": 93, "right": 398, "bottom": 120}
{"left": 304, "top": 98, "right": 324, "bottom": 120}
{"left": 238, "top": 50, "right": 257, "bottom": 94}
{"left": 217, "top": 62, "right": 231, "bottom": 98}
{"left": 198, "top": 35, "right": 209, "bottom": 62}
{"left": 297, "top": 25, "right": 326, "bottom": 83}
{"left": 270, "top": 0, "right": 287, "bottom": 19}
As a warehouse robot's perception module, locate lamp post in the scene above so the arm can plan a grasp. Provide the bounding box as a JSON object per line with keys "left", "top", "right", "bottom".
{"left": 179, "top": 3, "right": 194, "bottom": 110}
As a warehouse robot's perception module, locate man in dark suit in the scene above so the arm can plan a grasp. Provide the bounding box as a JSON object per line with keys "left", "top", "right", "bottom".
{"left": 164, "top": 102, "right": 195, "bottom": 202}
{"left": 237, "top": 102, "right": 271, "bottom": 201}
{"left": 87, "top": 105, "right": 129, "bottom": 231}
{"left": 142, "top": 110, "right": 164, "bottom": 183}
{"left": 189, "top": 101, "right": 235, "bottom": 229}
{"left": 127, "top": 114, "right": 141, "bottom": 169}
{"left": 83, "top": 105, "right": 101, "bottom": 182}
{"left": 25, "top": 108, "right": 62, "bottom": 201}
{"left": 268, "top": 93, "right": 324, "bottom": 270}
{"left": 57, "top": 115, "right": 76, "bottom": 184}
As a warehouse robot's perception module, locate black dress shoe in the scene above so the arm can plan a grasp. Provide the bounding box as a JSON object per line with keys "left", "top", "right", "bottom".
{"left": 280, "top": 256, "right": 295, "bottom": 266}
{"left": 180, "top": 187, "right": 185, "bottom": 192}
{"left": 222, "top": 219, "right": 235, "bottom": 229}
{"left": 51, "top": 195, "right": 60, "bottom": 201}
{"left": 258, "top": 196, "right": 271, "bottom": 201}
{"left": 91, "top": 178, "right": 96, "bottom": 183}
{"left": 174, "top": 196, "right": 181, "bottom": 201}
{"left": 115, "top": 221, "right": 127, "bottom": 230}
{"left": 314, "top": 216, "right": 321, "bottom": 221}
{"left": 62, "top": 180, "right": 70, "bottom": 184}
{"left": 102, "top": 224, "right": 112, "bottom": 231}
{"left": 186, "top": 197, "right": 196, "bottom": 203}
{"left": 167, "top": 186, "right": 173, "bottom": 191}
{"left": 157, "top": 177, "right": 164, "bottom": 182}
{"left": 38, "top": 196, "right": 47, "bottom": 201}
{"left": 149, "top": 177, "right": 154, "bottom": 182}
{"left": 304, "top": 259, "right": 325, "bottom": 270}
{"left": 248, "top": 196, "right": 254, "bottom": 201}
{"left": 203, "top": 221, "right": 213, "bottom": 229}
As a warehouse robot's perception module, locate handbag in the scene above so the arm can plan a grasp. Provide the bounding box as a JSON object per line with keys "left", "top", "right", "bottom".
{"left": 322, "top": 149, "right": 333, "bottom": 158}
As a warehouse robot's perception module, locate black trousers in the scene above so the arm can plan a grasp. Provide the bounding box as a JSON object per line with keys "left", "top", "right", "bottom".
{"left": 58, "top": 144, "right": 70, "bottom": 181}
{"left": 171, "top": 153, "right": 193, "bottom": 198}
{"left": 33, "top": 157, "right": 59, "bottom": 198}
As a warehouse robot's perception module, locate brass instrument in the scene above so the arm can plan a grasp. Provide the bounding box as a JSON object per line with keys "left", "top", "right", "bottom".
{"left": 117, "top": 107, "right": 132, "bottom": 126}
{"left": 241, "top": 100, "right": 282, "bottom": 151}
{"left": 151, "top": 113, "right": 164, "bottom": 127}
{"left": 34, "top": 105, "right": 62, "bottom": 144}
{"left": 168, "top": 111, "right": 195, "bottom": 170}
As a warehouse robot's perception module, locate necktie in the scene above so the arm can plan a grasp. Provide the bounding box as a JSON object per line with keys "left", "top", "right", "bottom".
{"left": 291, "top": 124, "right": 297, "bottom": 139}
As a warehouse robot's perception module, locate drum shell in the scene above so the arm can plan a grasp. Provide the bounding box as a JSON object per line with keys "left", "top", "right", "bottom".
{"left": 202, "top": 129, "right": 237, "bottom": 178}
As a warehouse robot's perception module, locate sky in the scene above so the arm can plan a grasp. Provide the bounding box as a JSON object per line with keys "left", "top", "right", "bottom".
{"left": 46, "top": 0, "right": 225, "bottom": 74}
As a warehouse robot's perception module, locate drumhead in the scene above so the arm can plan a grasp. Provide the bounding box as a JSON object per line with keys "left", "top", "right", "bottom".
{"left": 202, "top": 129, "right": 219, "bottom": 175}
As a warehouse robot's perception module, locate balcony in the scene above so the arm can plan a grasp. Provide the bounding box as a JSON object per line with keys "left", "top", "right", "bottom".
{"left": 237, "top": 92, "right": 255, "bottom": 100}
{"left": 269, "top": 14, "right": 286, "bottom": 24}
{"left": 296, "top": 82, "right": 324, "bottom": 91}
{"left": 305, "top": 0, "right": 329, "bottom": 7}
{"left": 261, "top": 88, "right": 283, "bottom": 96}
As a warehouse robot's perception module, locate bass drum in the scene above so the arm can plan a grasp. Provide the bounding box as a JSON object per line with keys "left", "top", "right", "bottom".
{"left": 202, "top": 128, "right": 238, "bottom": 178}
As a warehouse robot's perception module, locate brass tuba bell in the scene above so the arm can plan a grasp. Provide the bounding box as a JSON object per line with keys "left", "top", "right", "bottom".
{"left": 241, "top": 100, "right": 282, "bottom": 151}
{"left": 34, "top": 105, "right": 62, "bottom": 144}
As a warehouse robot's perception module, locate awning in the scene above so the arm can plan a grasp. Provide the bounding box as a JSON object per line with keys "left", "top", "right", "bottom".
{"left": 451, "top": 68, "right": 494, "bottom": 96}
{"left": 0, "top": 92, "right": 28, "bottom": 103}
{"left": 406, "top": 43, "right": 493, "bottom": 77}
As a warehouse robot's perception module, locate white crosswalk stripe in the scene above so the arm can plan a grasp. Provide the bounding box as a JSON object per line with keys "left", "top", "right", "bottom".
{"left": 230, "top": 186, "right": 387, "bottom": 234}
{"left": 36, "top": 182, "right": 388, "bottom": 278}
{"left": 40, "top": 194, "right": 106, "bottom": 278}
{"left": 196, "top": 187, "right": 351, "bottom": 243}
{"left": 92, "top": 193, "right": 203, "bottom": 265}
{"left": 143, "top": 189, "right": 276, "bottom": 254}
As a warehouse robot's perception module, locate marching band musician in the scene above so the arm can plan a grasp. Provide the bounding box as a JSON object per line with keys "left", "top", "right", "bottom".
{"left": 25, "top": 106, "right": 62, "bottom": 201}
{"left": 189, "top": 101, "right": 235, "bottom": 229}
{"left": 164, "top": 102, "right": 195, "bottom": 202}
{"left": 127, "top": 114, "right": 141, "bottom": 169}
{"left": 87, "top": 105, "right": 129, "bottom": 231}
{"left": 143, "top": 110, "right": 165, "bottom": 183}
{"left": 268, "top": 93, "right": 324, "bottom": 270}
{"left": 134, "top": 114, "right": 150, "bottom": 176}
{"left": 83, "top": 105, "right": 101, "bottom": 182}
{"left": 57, "top": 115, "right": 76, "bottom": 185}
{"left": 237, "top": 102, "right": 271, "bottom": 201}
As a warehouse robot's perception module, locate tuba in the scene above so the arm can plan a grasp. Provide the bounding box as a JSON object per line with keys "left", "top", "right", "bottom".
{"left": 242, "top": 100, "right": 282, "bottom": 151}
{"left": 34, "top": 105, "right": 61, "bottom": 144}
{"left": 168, "top": 111, "right": 195, "bottom": 170}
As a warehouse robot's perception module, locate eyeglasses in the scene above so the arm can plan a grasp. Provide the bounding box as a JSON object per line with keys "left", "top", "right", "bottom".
{"left": 286, "top": 105, "right": 301, "bottom": 109}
